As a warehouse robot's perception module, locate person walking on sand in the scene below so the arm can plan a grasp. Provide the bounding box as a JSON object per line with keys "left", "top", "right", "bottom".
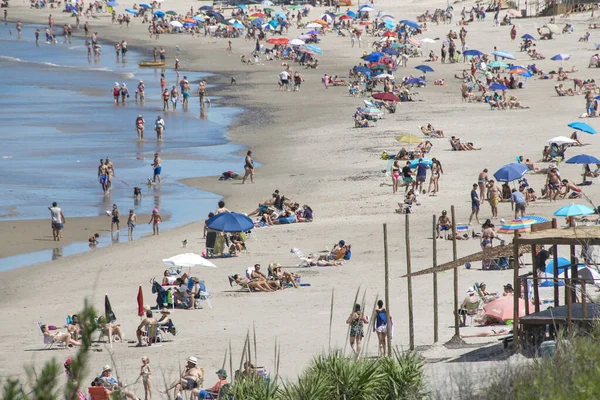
{"left": 140, "top": 356, "right": 152, "bottom": 400}
{"left": 373, "top": 300, "right": 391, "bottom": 357}
{"left": 469, "top": 183, "right": 481, "bottom": 225}
{"left": 136, "top": 114, "right": 145, "bottom": 140}
{"left": 242, "top": 150, "right": 254, "bottom": 184}
{"left": 227, "top": 40, "right": 232, "bottom": 55}
{"left": 152, "top": 153, "right": 162, "bottom": 183}
{"left": 154, "top": 115, "right": 165, "bottom": 141}
{"left": 148, "top": 208, "right": 162, "bottom": 235}
{"left": 127, "top": 209, "right": 137, "bottom": 240}
{"left": 478, "top": 168, "right": 488, "bottom": 201}
{"left": 49, "top": 201, "right": 65, "bottom": 241}
{"left": 110, "top": 204, "right": 120, "bottom": 232}
{"left": 347, "top": 303, "right": 368, "bottom": 354}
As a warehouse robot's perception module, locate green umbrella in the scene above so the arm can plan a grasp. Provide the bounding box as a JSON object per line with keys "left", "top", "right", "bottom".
{"left": 264, "top": 7, "right": 274, "bottom": 12}
{"left": 371, "top": 64, "right": 388, "bottom": 70}
{"left": 390, "top": 42, "right": 404, "bottom": 49}
{"left": 288, "top": 5, "right": 300, "bottom": 9}
{"left": 166, "top": 10, "right": 177, "bottom": 15}
{"left": 488, "top": 61, "right": 508, "bottom": 68}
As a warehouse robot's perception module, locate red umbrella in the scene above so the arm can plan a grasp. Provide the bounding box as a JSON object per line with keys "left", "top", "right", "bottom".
{"left": 266, "top": 37, "right": 289, "bottom": 45}
{"left": 483, "top": 296, "right": 529, "bottom": 322}
{"left": 372, "top": 92, "right": 400, "bottom": 102}
{"left": 251, "top": 12, "right": 265, "bottom": 17}
{"left": 137, "top": 285, "right": 144, "bottom": 317}
{"left": 339, "top": 15, "right": 352, "bottom": 20}
{"left": 382, "top": 31, "right": 396, "bottom": 37}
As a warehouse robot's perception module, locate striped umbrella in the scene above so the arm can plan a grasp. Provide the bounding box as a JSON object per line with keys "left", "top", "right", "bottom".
{"left": 526, "top": 216, "right": 550, "bottom": 224}
{"left": 497, "top": 218, "right": 537, "bottom": 234}
{"left": 407, "top": 37, "right": 420, "bottom": 47}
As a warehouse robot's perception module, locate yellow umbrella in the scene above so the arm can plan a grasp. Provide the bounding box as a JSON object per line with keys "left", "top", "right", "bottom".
{"left": 395, "top": 134, "right": 422, "bottom": 144}
{"left": 312, "top": 19, "right": 328, "bottom": 25}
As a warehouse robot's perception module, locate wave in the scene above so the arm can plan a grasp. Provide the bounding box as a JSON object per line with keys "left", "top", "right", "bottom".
{"left": 0, "top": 55, "right": 112, "bottom": 72}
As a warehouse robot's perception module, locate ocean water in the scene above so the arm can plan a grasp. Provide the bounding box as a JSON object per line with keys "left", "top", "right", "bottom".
{"left": 0, "top": 24, "right": 245, "bottom": 270}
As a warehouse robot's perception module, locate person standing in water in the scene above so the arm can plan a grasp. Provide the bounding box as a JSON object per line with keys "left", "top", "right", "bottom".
{"left": 242, "top": 150, "right": 254, "bottom": 184}
{"left": 136, "top": 80, "right": 145, "bottom": 102}
{"left": 152, "top": 153, "right": 162, "bottom": 183}
{"left": 112, "top": 82, "right": 121, "bottom": 104}
{"left": 120, "top": 83, "right": 129, "bottom": 103}
{"left": 127, "top": 209, "right": 137, "bottom": 240}
{"left": 98, "top": 159, "right": 109, "bottom": 193}
{"left": 105, "top": 157, "right": 115, "bottom": 191}
{"left": 174, "top": 58, "right": 180, "bottom": 72}
{"left": 170, "top": 85, "right": 179, "bottom": 111}
{"left": 154, "top": 115, "right": 165, "bottom": 141}
{"left": 110, "top": 204, "right": 120, "bottom": 232}
{"left": 162, "top": 88, "right": 170, "bottom": 111}
{"left": 136, "top": 114, "right": 145, "bottom": 140}
{"left": 49, "top": 201, "right": 65, "bottom": 241}
{"left": 35, "top": 29, "right": 40, "bottom": 46}
{"left": 148, "top": 208, "right": 162, "bottom": 235}
{"left": 198, "top": 79, "right": 206, "bottom": 105}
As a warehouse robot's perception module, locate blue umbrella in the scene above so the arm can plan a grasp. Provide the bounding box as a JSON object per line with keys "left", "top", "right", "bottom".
{"left": 527, "top": 215, "right": 550, "bottom": 224}
{"left": 405, "top": 77, "right": 425, "bottom": 85}
{"left": 492, "top": 50, "right": 515, "bottom": 60}
{"left": 493, "top": 163, "right": 528, "bottom": 182}
{"left": 383, "top": 48, "right": 400, "bottom": 56}
{"left": 268, "top": 19, "right": 279, "bottom": 27}
{"left": 363, "top": 52, "right": 384, "bottom": 62}
{"left": 354, "top": 66, "right": 371, "bottom": 74}
{"left": 346, "top": 10, "right": 357, "bottom": 18}
{"left": 521, "top": 33, "right": 536, "bottom": 40}
{"left": 554, "top": 204, "right": 595, "bottom": 217}
{"left": 251, "top": 18, "right": 263, "bottom": 26}
{"left": 305, "top": 44, "right": 322, "bottom": 54}
{"left": 566, "top": 154, "right": 600, "bottom": 164}
{"left": 183, "top": 22, "right": 196, "bottom": 27}
{"left": 409, "top": 158, "right": 433, "bottom": 168}
{"left": 399, "top": 19, "right": 420, "bottom": 29}
{"left": 274, "top": 11, "right": 287, "bottom": 19}
{"left": 139, "top": 3, "right": 151, "bottom": 9}
{"left": 490, "top": 83, "right": 508, "bottom": 91}
{"left": 206, "top": 212, "right": 254, "bottom": 232}
{"left": 207, "top": 10, "right": 224, "bottom": 19}
{"left": 199, "top": 5, "right": 213, "bottom": 10}
{"left": 237, "top": 4, "right": 247, "bottom": 9}
{"left": 568, "top": 121, "right": 597, "bottom": 135}
{"left": 307, "top": 29, "right": 321, "bottom": 35}
{"left": 154, "top": 10, "right": 165, "bottom": 17}
{"left": 415, "top": 64, "right": 434, "bottom": 73}
{"left": 384, "top": 19, "right": 397, "bottom": 29}
{"left": 231, "top": 22, "right": 245, "bottom": 29}
{"left": 193, "top": 15, "right": 205, "bottom": 22}
{"left": 106, "top": 1, "right": 118, "bottom": 6}
{"left": 463, "top": 49, "right": 485, "bottom": 57}
{"left": 125, "top": 8, "right": 138, "bottom": 14}
{"left": 544, "top": 257, "right": 571, "bottom": 273}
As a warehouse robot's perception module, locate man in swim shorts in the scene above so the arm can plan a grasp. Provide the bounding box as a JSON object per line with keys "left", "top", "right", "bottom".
{"left": 98, "top": 159, "right": 109, "bottom": 193}
{"left": 487, "top": 179, "right": 501, "bottom": 218}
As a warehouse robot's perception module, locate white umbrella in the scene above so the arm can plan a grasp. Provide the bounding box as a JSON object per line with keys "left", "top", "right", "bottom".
{"left": 261, "top": 0, "right": 273, "bottom": 5}
{"left": 419, "top": 37, "right": 436, "bottom": 44}
{"left": 163, "top": 253, "right": 217, "bottom": 268}
{"left": 320, "top": 14, "right": 333, "bottom": 23}
{"left": 305, "top": 22, "right": 322, "bottom": 28}
{"left": 228, "top": 18, "right": 241, "bottom": 25}
{"left": 170, "top": 21, "right": 183, "bottom": 28}
{"left": 373, "top": 73, "right": 394, "bottom": 79}
{"left": 289, "top": 38, "right": 305, "bottom": 45}
{"left": 361, "top": 6, "right": 374, "bottom": 12}
{"left": 548, "top": 136, "right": 576, "bottom": 145}
{"left": 379, "top": 37, "right": 397, "bottom": 42}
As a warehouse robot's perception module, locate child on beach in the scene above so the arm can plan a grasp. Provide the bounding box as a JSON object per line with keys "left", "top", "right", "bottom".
{"left": 89, "top": 233, "right": 100, "bottom": 245}
{"left": 140, "top": 356, "right": 152, "bottom": 400}
{"left": 110, "top": 204, "right": 120, "bottom": 232}
{"left": 148, "top": 208, "right": 162, "bottom": 235}
{"left": 127, "top": 209, "right": 137, "bottom": 240}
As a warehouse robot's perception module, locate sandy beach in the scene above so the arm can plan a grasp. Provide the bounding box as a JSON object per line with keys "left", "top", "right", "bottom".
{"left": 2, "top": 0, "right": 600, "bottom": 396}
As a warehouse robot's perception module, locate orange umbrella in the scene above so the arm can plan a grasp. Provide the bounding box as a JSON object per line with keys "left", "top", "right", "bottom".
{"left": 483, "top": 296, "right": 529, "bottom": 322}
{"left": 312, "top": 19, "right": 328, "bottom": 25}
{"left": 360, "top": 21, "right": 372, "bottom": 25}
{"left": 183, "top": 18, "right": 196, "bottom": 23}
{"left": 266, "top": 37, "right": 289, "bottom": 45}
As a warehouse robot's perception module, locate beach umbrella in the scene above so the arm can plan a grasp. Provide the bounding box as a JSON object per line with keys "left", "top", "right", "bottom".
{"left": 546, "top": 24, "right": 560, "bottom": 34}
{"left": 261, "top": 0, "right": 273, "bottom": 5}
{"left": 381, "top": 14, "right": 395, "bottom": 19}
{"left": 125, "top": 8, "right": 138, "bottom": 14}
{"left": 193, "top": 15, "right": 205, "bottom": 22}
{"left": 169, "top": 21, "right": 183, "bottom": 28}
{"left": 183, "top": 22, "right": 196, "bottom": 28}
{"left": 489, "top": 83, "right": 508, "bottom": 91}
{"left": 548, "top": 136, "right": 576, "bottom": 145}
{"left": 305, "top": 22, "right": 322, "bottom": 28}
{"left": 508, "top": 66, "right": 528, "bottom": 75}
{"left": 163, "top": 253, "right": 217, "bottom": 268}
{"left": 544, "top": 257, "right": 571, "bottom": 274}
{"left": 406, "top": 37, "right": 420, "bottom": 46}
{"left": 399, "top": 19, "right": 419, "bottom": 29}
{"left": 228, "top": 18, "right": 241, "bottom": 24}
{"left": 251, "top": 12, "right": 265, "bottom": 17}
{"left": 390, "top": 42, "right": 404, "bottom": 49}
{"left": 360, "top": 21, "right": 372, "bottom": 25}
{"left": 554, "top": 203, "right": 595, "bottom": 217}
{"left": 237, "top": 4, "right": 247, "bottom": 9}
{"left": 297, "top": 34, "right": 311, "bottom": 40}
{"left": 354, "top": 66, "right": 371, "bottom": 74}
{"left": 395, "top": 134, "right": 422, "bottom": 144}
{"left": 360, "top": 6, "right": 375, "bottom": 12}
{"left": 206, "top": 212, "right": 254, "bottom": 232}
{"left": 275, "top": 11, "right": 287, "bottom": 19}
{"left": 551, "top": 53, "right": 571, "bottom": 61}
{"left": 405, "top": 77, "right": 425, "bottom": 85}
{"left": 409, "top": 158, "right": 433, "bottom": 168}
{"left": 231, "top": 22, "right": 245, "bottom": 29}
{"left": 420, "top": 37, "right": 436, "bottom": 44}
{"left": 263, "top": 7, "right": 274, "bottom": 13}
{"left": 493, "top": 163, "right": 528, "bottom": 182}
{"left": 262, "top": 24, "right": 274, "bottom": 30}
{"left": 527, "top": 215, "right": 550, "bottom": 224}
{"left": 166, "top": 10, "right": 177, "bottom": 15}
{"left": 415, "top": 65, "right": 434, "bottom": 73}
{"left": 105, "top": 294, "right": 116, "bottom": 323}
{"left": 382, "top": 31, "right": 397, "bottom": 38}
{"left": 484, "top": 296, "right": 527, "bottom": 322}
{"left": 496, "top": 218, "right": 536, "bottom": 234}
{"left": 463, "top": 49, "right": 485, "bottom": 57}
{"left": 207, "top": 11, "right": 224, "bottom": 19}
{"left": 383, "top": 48, "right": 400, "bottom": 56}
{"left": 566, "top": 154, "right": 600, "bottom": 164}
{"left": 137, "top": 286, "right": 144, "bottom": 317}
{"left": 370, "top": 64, "right": 389, "bottom": 71}
{"left": 139, "top": 2, "right": 151, "bottom": 8}
{"left": 268, "top": 19, "right": 279, "bottom": 28}
{"left": 346, "top": 10, "right": 357, "bottom": 18}
{"left": 521, "top": 33, "right": 536, "bottom": 40}
{"left": 306, "top": 29, "right": 321, "bottom": 35}
{"left": 154, "top": 10, "right": 165, "bottom": 17}
{"left": 360, "top": 107, "right": 384, "bottom": 117}
{"left": 266, "top": 37, "right": 288, "bottom": 45}
{"left": 339, "top": 15, "right": 352, "bottom": 20}
{"left": 568, "top": 121, "right": 597, "bottom": 135}
{"left": 363, "top": 51, "right": 384, "bottom": 62}
{"left": 199, "top": 5, "right": 212, "bottom": 10}
{"left": 319, "top": 14, "right": 333, "bottom": 23}
{"left": 492, "top": 50, "right": 515, "bottom": 60}
{"left": 373, "top": 92, "right": 399, "bottom": 101}
{"left": 312, "top": 19, "right": 328, "bottom": 25}
{"left": 488, "top": 61, "right": 509, "bottom": 68}
{"left": 305, "top": 44, "right": 322, "bottom": 54}
{"left": 384, "top": 19, "right": 397, "bottom": 29}
{"left": 106, "top": 1, "right": 118, "bottom": 6}
{"left": 289, "top": 38, "right": 305, "bottom": 46}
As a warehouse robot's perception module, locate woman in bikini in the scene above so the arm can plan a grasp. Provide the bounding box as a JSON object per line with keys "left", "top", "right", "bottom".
{"left": 162, "top": 88, "right": 170, "bottom": 111}
{"left": 170, "top": 85, "right": 179, "bottom": 111}
{"left": 428, "top": 158, "right": 443, "bottom": 195}
{"left": 391, "top": 160, "right": 400, "bottom": 194}
{"left": 242, "top": 150, "right": 254, "bottom": 184}
{"left": 346, "top": 304, "right": 369, "bottom": 354}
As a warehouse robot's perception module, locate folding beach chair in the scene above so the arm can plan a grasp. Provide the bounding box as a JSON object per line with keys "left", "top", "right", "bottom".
{"left": 290, "top": 248, "right": 311, "bottom": 267}
{"left": 88, "top": 386, "right": 110, "bottom": 400}
{"left": 142, "top": 323, "right": 162, "bottom": 346}
{"left": 38, "top": 322, "right": 65, "bottom": 350}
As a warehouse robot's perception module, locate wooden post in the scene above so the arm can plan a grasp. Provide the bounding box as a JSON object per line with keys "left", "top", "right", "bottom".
{"left": 582, "top": 280, "right": 588, "bottom": 319}
{"left": 383, "top": 223, "right": 392, "bottom": 357}
{"left": 563, "top": 261, "right": 570, "bottom": 307}
{"left": 532, "top": 245, "right": 540, "bottom": 313}
{"left": 450, "top": 206, "right": 460, "bottom": 337}
{"left": 570, "top": 245, "right": 578, "bottom": 304}
{"left": 328, "top": 288, "right": 334, "bottom": 351}
{"left": 566, "top": 277, "right": 572, "bottom": 328}
{"left": 524, "top": 276, "right": 530, "bottom": 315}
{"left": 405, "top": 213, "right": 414, "bottom": 351}
{"left": 513, "top": 231, "right": 520, "bottom": 351}
{"left": 432, "top": 215, "right": 439, "bottom": 343}
{"left": 553, "top": 245, "right": 560, "bottom": 307}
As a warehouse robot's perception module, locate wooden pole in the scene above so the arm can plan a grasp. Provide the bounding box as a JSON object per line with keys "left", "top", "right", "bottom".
{"left": 450, "top": 206, "right": 460, "bottom": 337}
{"left": 362, "top": 295, "right": 379, "bottom": 358}
{"left": 553, "top": 245, "right": 560, "bottom": 307}
{"left": 566, "top": 277, "right": 572, "bottom": 329}
{"left": 384, "top": 223, "right": 392, "bottom": 357}
{"left": 570, "top": 244, "right": 578, "bottom": 304}
{"left": 532, "top": 245, "right": 540, "bottom": 313}
{"left": 253, "top": 322, "right": 258, "bottom": 367}
{"left": 221, "top": 346, "right": 228, "bottom": 371}
{"left": 246, "top": 330, "right": 252, "bottom": 365}
{"left": 229, "top": 340, "right": 233, "bottom": 381}
{"left": 405, "top": 213, "right": 414, "bottom": 351}
{"left": 513, "top": 231, "right": 520, "bottom": 351}
{"left": 432, "top": 215, "right": 439, "bottom": 343}
{"left": 328, "top": 288, "right": 334, "bottom": 351}
{"left": 238, "top": 335, "right": 248, "bottom": 380}
{"left": 582, "top": 280, "right": 588, "bottom": 319}
{"left": 524, "top": 276, "right": 529, "bottom": 315}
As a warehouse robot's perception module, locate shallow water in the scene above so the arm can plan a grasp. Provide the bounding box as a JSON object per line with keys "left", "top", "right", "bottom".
{"left": 0, "top": 24, "right": 245, "bottom": 270}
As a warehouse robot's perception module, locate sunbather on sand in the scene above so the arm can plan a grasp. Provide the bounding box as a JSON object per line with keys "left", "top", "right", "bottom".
{"left": 555, "top": 83, "right": 575, "bottom": 96}
{"left": 421, "top": 124, "right": 444, "bottom": 137}
{"left": 271, "top": 265, "right": 300, "bottom": 288}
{"left": 251, "top": 264, "right": 281, "bottom": 290}
{"left": 97, "top": 316, "right": 124, "bottom": 342}
{"left": 508, "top": 96, "right": 529, "bottom": 109}
{"left": 230, "top": 274, "right": 275, "bottom": 292}
{"left": 461, "top": 328, "right": 510, "bottom": 338}
{"left": 42, "top": 324, "right": 81, "bottom": 348}
{"left": 451, "top": 136, "right": 480, "bottom": 150}
{"left": 162, "top": 269, "right": 189, "bottom": 286}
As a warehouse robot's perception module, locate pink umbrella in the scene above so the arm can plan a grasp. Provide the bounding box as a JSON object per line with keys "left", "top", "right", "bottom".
{"left": 483, "top": 296, "right": 527, "bottom": 322}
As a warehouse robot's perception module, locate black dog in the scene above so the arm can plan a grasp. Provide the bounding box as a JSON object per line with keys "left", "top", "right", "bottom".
{"left": 133, "top": 187, "right": 142, "bottom": 197}
{"left": 231, "top": 77, "right": 237, "bottom": 85}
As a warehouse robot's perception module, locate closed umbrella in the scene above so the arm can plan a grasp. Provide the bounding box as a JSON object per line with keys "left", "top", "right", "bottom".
{"left": 163, "top": 253, "right": 217, "bottom": 268}
{"left": 206, "top": 212, "right": 254, "bottom": 232}
{"left": 566, "top": 154, "right": 600, "bottom": 164}
{"left": 548, "top": 136, "right": 576, "bottom": 145}
{"left": 137, "top": 285, "right": 144, "bottom": 317}
{"left": 493, "top": 163, "right": 528, "bottom": 182}
{"left": 372, "top": 92, "right": 399, "bottom": 101}
{"left": 491, "top": 50, "right": 515, "bottom": 59}
{"left": 568, "top": 121, "right": 597, "bottom": 134}
{"left": 484, "top": 296, "right": 527, "bottom": 322}
{"left": 415, "top": 65, "right": 434, "bottom": 73}
{"left": 554, "top": 204, "right": 595, "bottom": 217}
{"left": 395, "top": 134, "right": 422, "bottom": 144}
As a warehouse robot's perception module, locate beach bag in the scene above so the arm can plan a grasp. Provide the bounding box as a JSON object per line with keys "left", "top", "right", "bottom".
{"left": 376, "top": 310, "right": 387, "bottom": 327}
{"left": 344, "top": 247, "right": 352, "bottom": 260}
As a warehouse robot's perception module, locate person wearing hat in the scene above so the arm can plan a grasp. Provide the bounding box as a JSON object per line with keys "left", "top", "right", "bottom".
{"left": 270, "top": 263, "right": 300, "bottom": 288}
{"left": 160, "top": 356, "right": 204, "bottom": 398}
{"left": 436, "top": 210, "right": 452, "bottom": 239}
{"left": 458, "top": 288, "right": 481, "bottom": 326}
{"left": 503, "top": 283, "right": 514, "bottom": 296}
{"left": 193, "top": 369, "right": 228, "bottom": 399}
{"left": 158, "top": 308, "right": 176, "bottom": 335}
{"left": 135, "top": 114, "right": 145, "bottom": 140}
{"left": 98, "top": 365, "right": 139, "bottom": 399}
